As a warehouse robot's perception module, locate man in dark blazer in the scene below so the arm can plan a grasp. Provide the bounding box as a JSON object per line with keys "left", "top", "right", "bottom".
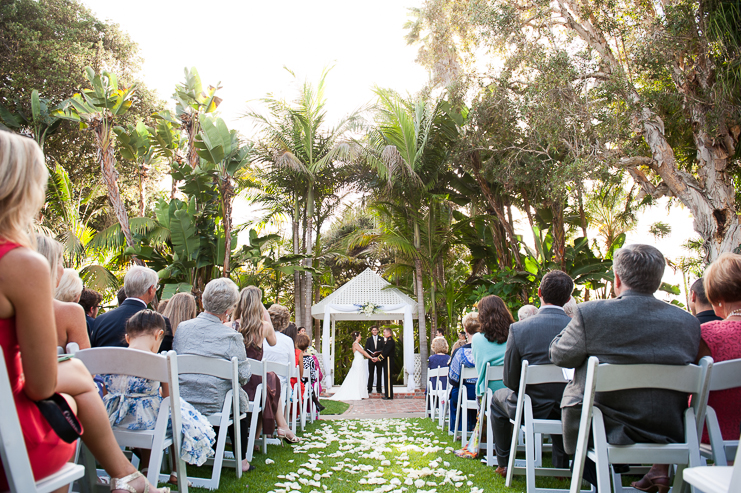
{"left": 92, "top": 266, "right": 172, "bottom": 350}
{"left": 365, "top": 326, "right": 384, "bottom": 394}
{"left": 550, "top": 244, "right": 700, "bottom": 486}
{"left": 378, "top": 328, "right": 396, "bottom": 400}
{"left": 689, "top": 278, "right": 723, "bottom": 324}
{"left": 489, "top": 270, "right": 574, "bottom": 476}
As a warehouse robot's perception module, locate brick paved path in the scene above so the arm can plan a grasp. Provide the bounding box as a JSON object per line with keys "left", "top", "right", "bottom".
{"left": 322, "top": 387, "right": 427, "bottom": 419}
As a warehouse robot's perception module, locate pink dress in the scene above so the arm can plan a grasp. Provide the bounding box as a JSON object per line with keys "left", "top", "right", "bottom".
{"left": 701, "top": 320, "right": 741, "bottom": 442}
{"left": 0, "top": 241, "right": 77, "bottom": 490}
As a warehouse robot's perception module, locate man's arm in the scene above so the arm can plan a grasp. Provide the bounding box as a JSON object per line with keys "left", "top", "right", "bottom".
{"left": 379, "top": 339, "right": 394, "bottom": 359}
{"left": 549, "top": 306, "right": 588, "bottom": 368}
{"left": 502, "top": 328, "right": 522, "bottom": 392}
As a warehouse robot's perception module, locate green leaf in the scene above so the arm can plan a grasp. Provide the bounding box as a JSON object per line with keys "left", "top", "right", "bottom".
{"left": 31, "top": 90, "right": 41, "bottom": 124}
{"left": 161, "top": 283, "right": 193, "bottom": 300}
{"left": 170, "top": 209, "right": 200, "bottom": 261}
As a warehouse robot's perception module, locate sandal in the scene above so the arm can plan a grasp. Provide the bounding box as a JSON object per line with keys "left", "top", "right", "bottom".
{"left": 277, "top": 427, "right": 301, "bottom": 443}
{"left": 630, "top": 475, "right": 671, "bottom": 493}
{"left": 110, "top": 470, "right": 170, "bottom": 493}
{"left": 167, "top": 472, "right": 193, "bottom": 487}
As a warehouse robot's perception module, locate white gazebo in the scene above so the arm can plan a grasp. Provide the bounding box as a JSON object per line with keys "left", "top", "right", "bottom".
{"left": 311, "top": 268, "right": 420, "bottom": 391}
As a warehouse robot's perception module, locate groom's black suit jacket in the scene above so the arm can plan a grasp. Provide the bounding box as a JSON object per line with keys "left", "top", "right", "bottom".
{"left": 365, "top": 335, "right": 384, "bottom": 357}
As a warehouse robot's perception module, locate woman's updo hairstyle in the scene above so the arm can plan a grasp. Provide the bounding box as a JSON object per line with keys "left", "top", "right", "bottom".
{"left": 125, "top": 309, "right": 166, "bottom": 338}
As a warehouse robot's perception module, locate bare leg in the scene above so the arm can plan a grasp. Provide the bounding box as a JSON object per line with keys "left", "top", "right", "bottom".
{"left": 56, "top": 359, "right": 167, "bottom": 492}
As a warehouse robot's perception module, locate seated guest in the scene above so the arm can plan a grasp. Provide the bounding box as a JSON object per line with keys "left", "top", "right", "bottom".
{"left": 451, "top": 330, "right": 467, "bottom": 354}
{"left": 298, "top": 333, "right": 325, "bottom": 412}
{"left": 284, "top": 323, "right": 305, "bottom": 396}
{"left": 436, "top": 328, "right": 445, "bottom": 338}
{"left": 78, "top": 288, "right": 103, "bottom": 339}
{"left": 173, "top": 278, "right": 255, "bottom": 471}
{"left": 448, "top": 313, "right": 478, "bottom": 433}
{"left": 689, "top": 277, "right": 723, "bottom": 324}
{"left": 631, "top": 254, "right": 741, "bottom": 491}
{"left": 101, "top": 310, "right": 216, "bottom": 474}
{"left": 263, "top": 303, "right": 298, "bottom": 388}
{"left": 92, "top": 266, "right": 172, "bottom": 351}
{"left": 472, "top": 295, "right": 511, "bottom": 398}
{"left": 233, "top": 286, "right": 299, "bottom": 443}
{"left": 55, "top": 268, "right": 83, "bottom": 302}
{"left": 428, "top": 336, "right": 450, "bottom": 393}
{"left": 490, "top": 271, "right": 574, "bottom": 476}
{"left": 117, "top": 286, "right": 127, "bottom": 306}
{"left": 156, "top": 298, "right": 169, "bottom": 314}
{"left": 35, "top": 234, "right": 90, "bottom": 350}
{"left": 517, "top": 304, "right": 538, "bottom": 321}
{"left": 161, "top": 292, "right": 197, "bottom": 336}
{"left": 550, "top": 245, "right": 700, "bottom": 488}
{"left": 0, "top": 131, "right": 166, "bottom": 493}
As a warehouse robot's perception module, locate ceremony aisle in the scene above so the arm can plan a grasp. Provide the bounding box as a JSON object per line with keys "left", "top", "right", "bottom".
{"left": 182, "top": 417, "right": 573, "bottom": 492}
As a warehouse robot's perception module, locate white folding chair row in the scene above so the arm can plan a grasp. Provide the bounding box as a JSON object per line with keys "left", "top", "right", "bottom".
{"left": 56, "top": 342, "right": 80, "bottom": 355}
{"left": 684, "top": 431, "right": 741, "bottom": 493}
{"left": 505, "top": 363, "right": 571, "bottom": 493}
{"left": 426, "top": 367, "right": 447, "bottom": 422}
{"left": 570, "top": 356, "right": 713, "bottom": 493}
{"left": 482, "top": 363, "right": 505, "bottom": 466}
{"left": 453, "top": 366, "right": 479, "bottom": 446}
{"left": 262, "top": 361, "right": 289, "bottom": 449}
{"left": 0, "top": 351, "right": 86, "bottom": 493}
{"left": 300, "top": 376, "right": 316, "bottom": 430}
{"left": 176, "top": 355, "right": 245, "bottom": 490}
{"left": 75, "top": 348, "right": 189, "bottom": 492}
{"left": 701, "top": 358, "right": 741, "bottom": 466}
{"left": 288, "top": 364, "right": 301, "bottom": 434}
{"left": 437, "top": 370, "right": 452, "bottom": 430}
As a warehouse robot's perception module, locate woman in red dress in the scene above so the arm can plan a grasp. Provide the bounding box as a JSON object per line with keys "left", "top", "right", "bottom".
{"left": 0, "top": 132, "right": 167, "bottom": 493}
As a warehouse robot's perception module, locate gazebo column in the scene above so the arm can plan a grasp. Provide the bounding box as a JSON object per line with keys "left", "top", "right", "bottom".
{"left": 331, "top": 318, "right": 336, "bottom": 388}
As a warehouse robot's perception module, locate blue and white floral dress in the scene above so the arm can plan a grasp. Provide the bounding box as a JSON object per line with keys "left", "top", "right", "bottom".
{"left": 101, "top": 374, "right": 216, "bottom": 466}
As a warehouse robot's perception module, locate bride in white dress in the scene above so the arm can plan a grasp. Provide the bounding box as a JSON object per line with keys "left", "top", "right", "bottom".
{"left": 329, "top": 331, "right": 376, "bottom": 401}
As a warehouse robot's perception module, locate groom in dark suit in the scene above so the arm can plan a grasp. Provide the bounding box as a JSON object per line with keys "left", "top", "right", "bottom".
{"left": 378, "top": 328, "right": 396, "bottom": 400}
{"left": 365, "top": 326, "right": 384, "bottom": 394}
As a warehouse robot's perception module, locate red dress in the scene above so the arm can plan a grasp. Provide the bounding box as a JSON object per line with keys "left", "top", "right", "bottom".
{"left": 701, "top": 319, "right": 741, "bottom": 442}
{"left": 294, "top": 348, "right": 305, "bottom": 396}
{"left": 0, "top": 241, "right": 77, "bottom": 490}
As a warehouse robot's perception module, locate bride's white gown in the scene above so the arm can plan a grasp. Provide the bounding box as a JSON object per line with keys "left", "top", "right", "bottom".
{"left": 329, "top": 350, "right": 369, "bottom": 401}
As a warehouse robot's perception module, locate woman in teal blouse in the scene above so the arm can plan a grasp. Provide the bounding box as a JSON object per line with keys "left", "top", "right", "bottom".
{"left": 471, "top": 295, "right": 513, "bottom": 397}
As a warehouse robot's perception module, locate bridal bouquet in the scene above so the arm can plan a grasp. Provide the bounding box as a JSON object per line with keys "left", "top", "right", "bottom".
{"left": 357, "top": 302, "right": 381, "bottom": 317}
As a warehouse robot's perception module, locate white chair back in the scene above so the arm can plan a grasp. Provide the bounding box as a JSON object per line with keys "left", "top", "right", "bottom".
{"left": 0, "top": 352, "right": 85, "bottom": 493}
{"left": 75, "top": 348, "right": 188, "bottom": 492}
{"left": 570, "top": 356, "right": 713, "bottom": 493}
{"left": 453, "top": 366, "right": 479, "bottom": 444}
{"left": 176, "top": 355, "right": 242, "bottom": 489}
{"left": 703, "top": 358, "right": 741, "bottom": 465}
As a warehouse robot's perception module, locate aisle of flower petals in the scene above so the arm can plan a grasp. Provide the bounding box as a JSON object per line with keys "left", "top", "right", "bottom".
{"left": 268, "top": 419, "right": 486, "bottom": 493}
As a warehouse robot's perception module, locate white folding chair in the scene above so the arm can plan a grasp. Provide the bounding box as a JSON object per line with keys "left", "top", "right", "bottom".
{"left": 243, "top": 359, "right": 267, "bottom": 460}
{"left": 176, "top": 355, "right": 246, "bottom": 490}
{"left": 505, "top": 362, "right": 570, "bottom": 493}
{"left": 259, "top": 361, "right": 285, "bottom": 452}
{"left": 684, "top": 432, "right": 741, "bottom": 493}
{"left": 288, "top": 364, "right": 301, "bottom": 434}
{"left": 425, "top": 367, "right": 440, "bottom": 420}
{"left": 453, "top": 366, "right": 479, "bottom": 446}
{"left": 0, "top": 352, "right": 85, "bottom": 493}
{"left": 701, "top": 358, "right": 741, "bottom": 466}
{"left": 437, "top": 368, "right": 452, "bottom": 430}
{"left": 75, "top": 348, "right": 188, "bottom": 492}
{"left": 65, "top": 342, "right": 80, "bottom": 355}
{"left": 570, "top": 356, "right": 713, "bottom": 493}
{"left": 482, "top": 363, "right": 505, "bottom": 466}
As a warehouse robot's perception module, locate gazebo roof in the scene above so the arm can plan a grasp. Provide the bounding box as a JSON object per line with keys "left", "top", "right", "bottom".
{"left": 311, "top": 268, "right": 418, "bottom": 319}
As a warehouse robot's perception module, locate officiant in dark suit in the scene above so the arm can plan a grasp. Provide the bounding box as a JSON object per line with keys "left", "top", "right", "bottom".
{"left": 365, "top": 326, "right": 384, "bottom": 394}
{"left": 378, "top": 327, "right": 396, "bottom": 400}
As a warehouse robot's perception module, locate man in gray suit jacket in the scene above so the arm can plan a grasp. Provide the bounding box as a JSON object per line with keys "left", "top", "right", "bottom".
{"left": 550, "top": 244, "right": 700, "bottom": 483}
{"left": 489, "top": 270, "right": 575, "bottom": 476}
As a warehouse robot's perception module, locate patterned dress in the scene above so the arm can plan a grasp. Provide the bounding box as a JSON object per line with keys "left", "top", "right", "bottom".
{"left": 700, "top": 320, "right": 741, "bottom": 442}
{"left": 102, "top": 374, "right": 216, "bottom": 466}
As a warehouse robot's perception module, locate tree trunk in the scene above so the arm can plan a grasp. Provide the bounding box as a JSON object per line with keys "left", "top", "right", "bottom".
{"left": 414, "top": 222, "right": 428, "bottom": 389}
{"left": 577, "top": 188, "right": 588, "bottom": 237}
{"left": 181, "top": 112, "right": 199, "bottom": 169}
{"left": 137, "top": 164, "right": 145, "bottom": 217}
{"left": 522, "top": 190, "right": 541, "bottom": 258}
{"left": 470, "top": 150, "right": 524, "bottom": 270}
{"left": 221, "top": 179, "right": 233, "bottom": 277}
{"left": 304, "top": 187, "right": 315, "bottom": 330}
{"left": 551, "top": 200, "right": 566, "bottom": 269}
{"left": 293, "top": 199, "right": 302, "bottom": 325}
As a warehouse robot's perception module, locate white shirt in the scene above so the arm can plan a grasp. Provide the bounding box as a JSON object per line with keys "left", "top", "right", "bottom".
{"left": 539, "top": 304, "right": 565, "bottom": 312}
{"left": 372, "top": 335, "right": 378, "bottom": 349}
{"left": 262, "top": 332, "right": 295, "bottom": 386}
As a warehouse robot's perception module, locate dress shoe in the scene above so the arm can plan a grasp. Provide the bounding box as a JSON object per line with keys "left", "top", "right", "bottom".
{"left": 382, "top": 396, "right": 392, "bottom": 400}
{"left": 495, "top": 466, "right": 507, "bottom": 478}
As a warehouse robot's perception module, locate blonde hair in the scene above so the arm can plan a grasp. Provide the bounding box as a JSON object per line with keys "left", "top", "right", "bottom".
{"left": 0, "top": 132, "right": 48, "bottom": 248}
{"left": 233, "top": 286, "right": 264, "bottom": 347}
{"left": 55, "top": 268, "right": 83, "bottom": 302}
{"left": 461, "top": 312, "right": 480, "bottom": 335}
{"left": 35, "top": 234, "right": 64, "bottom": 286}
{"left": 431, "top": 337, "right": 449, "bottom": 354}
{"left": 704, "top": 252, "right": 741, "bottom": 304}
{"left": 162, "top": 292, "right": 197, "bottom": 335}
{"left": 268, "top": 303, "right": 291, "bottom": 332}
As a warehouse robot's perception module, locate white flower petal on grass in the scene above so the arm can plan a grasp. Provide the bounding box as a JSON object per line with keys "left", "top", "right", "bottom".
{"left": 414, "top": 479, "right": 426, "bottom": 488}
{"left": 265, "top": 458, "right": 275, "bottom": 465}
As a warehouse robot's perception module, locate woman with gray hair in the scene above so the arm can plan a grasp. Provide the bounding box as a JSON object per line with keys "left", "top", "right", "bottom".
{"left": 173, "top": 278, "right": 255, "bottom": 472}
{"left": 35, "top": 234, "right": 90, "bottom": 350}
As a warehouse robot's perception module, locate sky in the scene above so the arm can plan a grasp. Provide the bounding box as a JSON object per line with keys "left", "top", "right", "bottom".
{"left": 80, "top": 0, "right": 701, "bottom": 304}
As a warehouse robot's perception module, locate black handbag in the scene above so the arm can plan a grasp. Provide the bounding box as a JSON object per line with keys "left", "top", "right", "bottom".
{"left": 35, "top": 393, "right": 83, "bottom": 443}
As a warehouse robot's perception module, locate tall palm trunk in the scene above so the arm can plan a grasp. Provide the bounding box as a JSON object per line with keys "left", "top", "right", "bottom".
{"left": 551, "top": 201, "right": 566, "bottom": 269}
{"left": 414, "top": 222, "right": 428, "bottom": 388}
{"left": 220, "top": 178, "right": 233, "bottom": 277}
{"left": 304, "top": 187, "right": 315, "bottom": 330}
{"left": 293, "top": 197, "right": 302, "bottom": 325}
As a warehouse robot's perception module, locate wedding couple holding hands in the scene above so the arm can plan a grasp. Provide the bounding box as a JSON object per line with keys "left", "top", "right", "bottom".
{"left": 329, "top": 326, "right": 396, "bottom": 401}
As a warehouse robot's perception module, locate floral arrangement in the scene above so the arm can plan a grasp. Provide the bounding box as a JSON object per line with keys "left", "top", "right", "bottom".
{"left": 356, "top": 302, "right": 382, "bottom": 317}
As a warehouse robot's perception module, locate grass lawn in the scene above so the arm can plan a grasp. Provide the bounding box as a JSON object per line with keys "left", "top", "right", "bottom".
{"left": 319, "top": 399, "right": 350, "bottom": 415}
{"left": 177, "top": 417, "right": 579, "bottom": 492}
